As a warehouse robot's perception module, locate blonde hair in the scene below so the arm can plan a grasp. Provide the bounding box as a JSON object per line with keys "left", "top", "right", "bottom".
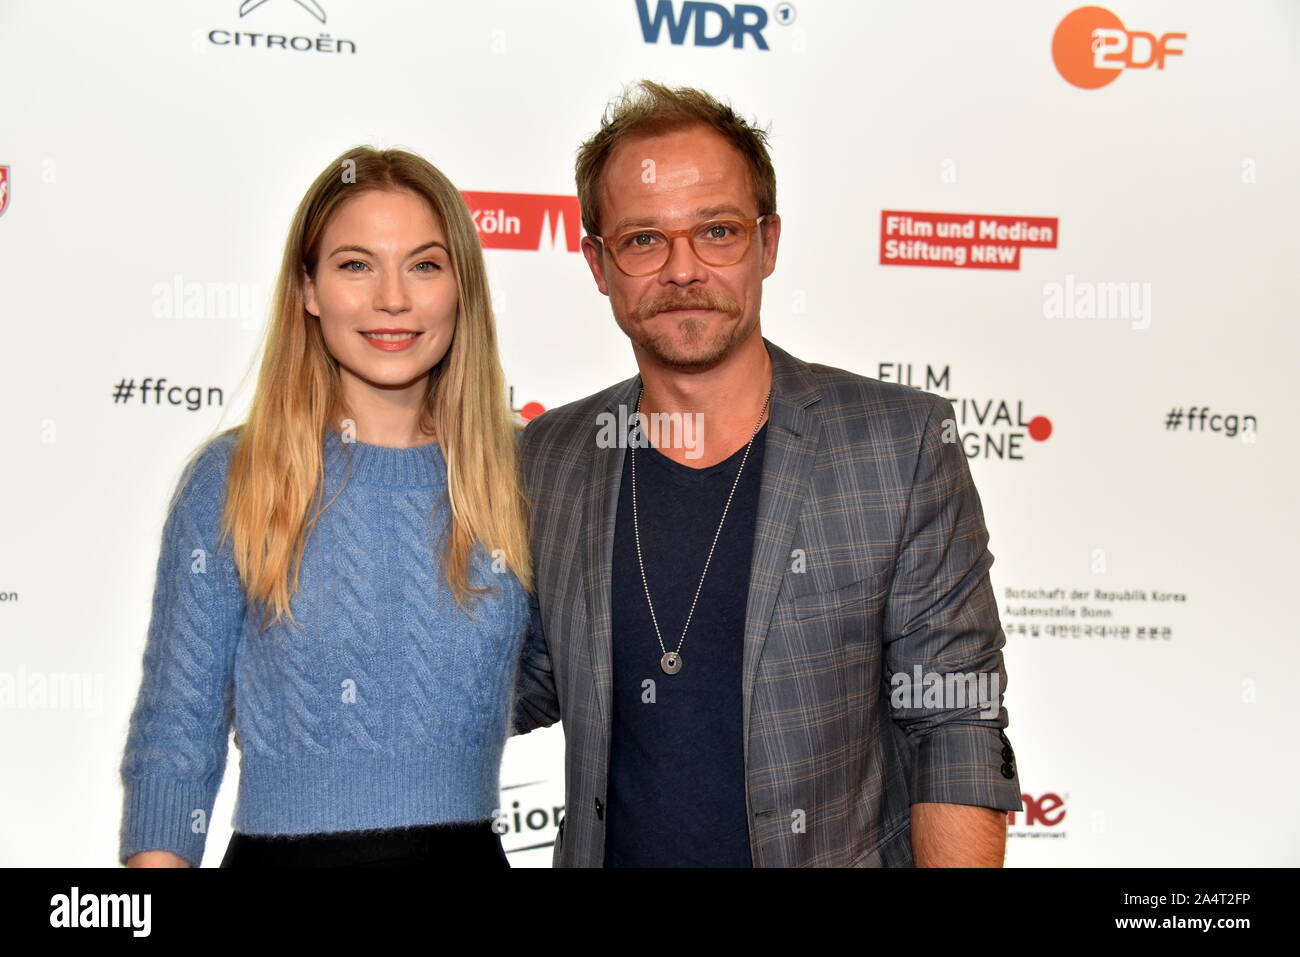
{"left": 575, "top": 79, "right": 777, "bottom": 237}
{"left": 202, "top": 145, "right": 532, "bottom": 632}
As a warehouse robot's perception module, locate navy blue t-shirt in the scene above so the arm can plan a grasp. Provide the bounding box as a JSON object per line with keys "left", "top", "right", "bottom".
{"left": 603, "top": 421, "right": 768, "bottom": 867}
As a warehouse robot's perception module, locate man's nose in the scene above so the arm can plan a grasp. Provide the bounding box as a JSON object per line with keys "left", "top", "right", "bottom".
{"left": 659, "top": 234, "right": 708, "bottom": 285}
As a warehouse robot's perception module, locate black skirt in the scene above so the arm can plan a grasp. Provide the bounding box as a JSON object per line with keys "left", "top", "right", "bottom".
{"left": 219, "top": 819, "right": 508, "bottom": 869}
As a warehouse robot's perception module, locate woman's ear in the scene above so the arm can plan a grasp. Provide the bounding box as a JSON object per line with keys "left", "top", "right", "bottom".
{"left": 302, "top": 268, "right": 320, "bottom": 318}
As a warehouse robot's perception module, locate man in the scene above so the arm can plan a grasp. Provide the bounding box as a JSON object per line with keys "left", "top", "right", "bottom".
{"left": 512, "top": 81, "right": 1022, "bottom": 867}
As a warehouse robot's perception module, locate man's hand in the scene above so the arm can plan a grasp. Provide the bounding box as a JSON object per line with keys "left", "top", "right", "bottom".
{"left": 125, "top": 851, "right": 191, "bottom": 868}
{"left": 911, "top": 802, "right": 1007, "bottom": 867}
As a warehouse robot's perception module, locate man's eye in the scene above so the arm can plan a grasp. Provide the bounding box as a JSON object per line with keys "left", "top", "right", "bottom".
{"left": 707, "top": 224, "right": 735, "bottom": 239}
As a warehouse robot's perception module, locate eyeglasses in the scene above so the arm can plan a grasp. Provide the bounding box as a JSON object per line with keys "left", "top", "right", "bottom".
{"left": 597, "top": 215, "right": 771, "bottom": 277}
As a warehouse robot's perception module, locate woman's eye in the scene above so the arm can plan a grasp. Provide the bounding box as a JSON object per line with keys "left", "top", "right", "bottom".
{"left": 413, "top": 261, "right": 440, "bottom": 272}
{"left": 341, "top": 260, "right": 367, "bottom": 272}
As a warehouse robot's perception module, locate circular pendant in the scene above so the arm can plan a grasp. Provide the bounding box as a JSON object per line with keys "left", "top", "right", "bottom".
{"left": 660, "top": 652, "right": 682, "bottom": 675}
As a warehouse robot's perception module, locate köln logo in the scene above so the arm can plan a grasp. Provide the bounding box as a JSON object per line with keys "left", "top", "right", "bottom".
{"left": 461, "top": 192, "right": 582, "bottom": 253}
{"left": 0, "top": 166, "right": 10, "bottom": 218}
{"left": 238, "top": 0, "right": 326, "bottom": 23}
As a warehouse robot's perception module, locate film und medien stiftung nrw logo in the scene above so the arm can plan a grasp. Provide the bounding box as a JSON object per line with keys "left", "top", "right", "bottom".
{"left": 635, "top": 0, "right": 798, "bottom": 49}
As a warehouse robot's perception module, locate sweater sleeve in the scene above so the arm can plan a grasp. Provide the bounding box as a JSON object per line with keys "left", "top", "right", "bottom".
{"left": 118, "top": 433, "right": 246, "bottom": 867}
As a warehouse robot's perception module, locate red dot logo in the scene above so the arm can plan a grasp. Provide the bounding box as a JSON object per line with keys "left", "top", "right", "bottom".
{"left": 1028, "top": 416, "right": 1053, "bottom": 441}
{"left": 1052, "top": 6, "right": 1126, "bottom": 89}
{"left": 520, "top": 401, "right": 546, "bottom": 422}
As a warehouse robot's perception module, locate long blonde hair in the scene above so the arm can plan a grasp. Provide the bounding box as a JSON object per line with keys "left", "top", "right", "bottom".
{"left": 207, "top": 146, "right": 532, "bottom": 632}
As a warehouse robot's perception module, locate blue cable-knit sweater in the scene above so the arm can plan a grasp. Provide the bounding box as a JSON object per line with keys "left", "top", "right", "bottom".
{"left": 118, "top": 428, "right": 529, "bottom": 866}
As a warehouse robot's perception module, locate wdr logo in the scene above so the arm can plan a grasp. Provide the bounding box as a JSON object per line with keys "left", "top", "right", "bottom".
{"left": 636, "top": 0, "right": 772, "bottom": 49}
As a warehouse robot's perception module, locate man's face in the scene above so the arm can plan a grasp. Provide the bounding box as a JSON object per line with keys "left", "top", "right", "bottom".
{"left": 581, "top": 124, "right": 780, "bottom": 372}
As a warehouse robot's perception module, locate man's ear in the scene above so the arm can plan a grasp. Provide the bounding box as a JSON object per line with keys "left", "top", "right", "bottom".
{"left": 759, "top": 214, "right": 781, "bottom": 280}
{"left": 581, "top": 236, "right": 610, "bottom": 297}
{"left": 302, "top": 268, "right": 320, "bottom": 317}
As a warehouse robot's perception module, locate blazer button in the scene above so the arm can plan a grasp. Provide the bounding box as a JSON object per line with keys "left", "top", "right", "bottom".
{"left": 595, "top": 797, "right": 604, "bottom": 820}
{"left": 1001, "top": 746, "right": 1015, "bottom": 761}
{"left": 1000, "top": 762, "right": 1015, "bottom": 779}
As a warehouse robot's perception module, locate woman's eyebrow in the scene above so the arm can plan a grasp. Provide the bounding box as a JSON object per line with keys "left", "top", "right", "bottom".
{"left": 327, "top": 240, "right": 449, "bottom": 258}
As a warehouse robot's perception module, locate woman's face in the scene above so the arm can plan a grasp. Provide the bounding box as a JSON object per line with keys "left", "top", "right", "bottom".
{"left": 303, "top": 188, "right": 458, "bottom": 397}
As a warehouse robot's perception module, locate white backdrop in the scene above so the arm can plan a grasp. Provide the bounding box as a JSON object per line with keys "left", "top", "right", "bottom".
{"left": 1, "top": 0, "right": 1297, "bottom": 867}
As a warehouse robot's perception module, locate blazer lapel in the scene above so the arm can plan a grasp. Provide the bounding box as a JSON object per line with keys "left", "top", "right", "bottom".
{"left": 582, "top": 373, "right": 641, "bottom": 739}
{"left": 741, "top": 340, "right": 822, "bottom": 768}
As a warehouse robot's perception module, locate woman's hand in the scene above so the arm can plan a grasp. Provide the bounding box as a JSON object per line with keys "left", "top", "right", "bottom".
{"left": 125, "top": 851, "right": 191, "bottom": 868}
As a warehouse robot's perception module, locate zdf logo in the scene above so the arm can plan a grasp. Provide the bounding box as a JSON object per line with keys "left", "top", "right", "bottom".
{"left": 1052, "top": 6, "right": 1186, "bottom": 89}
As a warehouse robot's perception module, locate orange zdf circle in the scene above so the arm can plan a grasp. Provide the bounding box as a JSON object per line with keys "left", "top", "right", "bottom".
{"left": 1052, "top": 5, "right": 1126, "bottom": 89}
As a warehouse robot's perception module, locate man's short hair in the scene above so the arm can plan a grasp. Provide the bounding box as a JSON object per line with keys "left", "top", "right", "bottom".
{"left": 575, "top": 80, "right": 777, "bottom": 238}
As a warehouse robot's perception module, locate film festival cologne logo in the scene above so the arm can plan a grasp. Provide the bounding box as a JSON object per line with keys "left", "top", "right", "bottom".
{"left": 876, "top": 362, "right": 1052, "bottom": 463}
{"left": 0, "top": 165, "right": 10, "bottom": 217}
{"left": 462, "top": 191, "right": 584, "bottom": 425}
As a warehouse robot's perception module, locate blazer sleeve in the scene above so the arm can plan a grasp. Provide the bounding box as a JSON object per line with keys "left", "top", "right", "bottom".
{"left": 511, "top": 587, "right": 560, "bottom": 735}
{"left": 882, "top": 394, "right": 1023, "bottom": 812}
{"left": 509, "top": 418, "right": 561, "bottom": 735}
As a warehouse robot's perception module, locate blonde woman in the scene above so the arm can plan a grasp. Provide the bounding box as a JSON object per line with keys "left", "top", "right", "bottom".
{"left": 119, "top": 146, "right": 532, "bottom": 868}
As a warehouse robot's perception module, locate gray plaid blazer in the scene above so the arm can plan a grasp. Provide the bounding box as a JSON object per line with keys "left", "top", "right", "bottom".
{"left": 512, "top": 337, "right": 1023, "bottom": 867}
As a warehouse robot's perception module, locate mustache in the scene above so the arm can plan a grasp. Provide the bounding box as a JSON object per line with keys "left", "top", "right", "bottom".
{"left": 632, "top": 290, "right": 742, "bottom": 322}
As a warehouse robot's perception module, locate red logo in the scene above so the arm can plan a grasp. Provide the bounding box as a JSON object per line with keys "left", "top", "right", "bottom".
{"left": 509, "top": 386, "right": 546, "bottom": 423}
{"left": 880, "top": 211, "right": 1058, "bottom": 271}
{"left": 0, "top": 166, "right": 10, "bottom": 218}
{"left": 461, "top": 191, "right": 581, "bottom": 252}
{"left": 1008, "top": 792, "right": 1067, "bottom": 827}
{"left": 1052, "top": 6, "right": 1186, "bottom": 89}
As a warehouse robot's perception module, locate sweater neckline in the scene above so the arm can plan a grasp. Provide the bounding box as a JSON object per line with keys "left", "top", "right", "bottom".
{"left": 323, "top": 428, "right": 446, "bottom": 488}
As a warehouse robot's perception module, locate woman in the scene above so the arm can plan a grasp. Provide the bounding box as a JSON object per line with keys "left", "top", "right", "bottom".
{"left": 119, "top": 146, "right": 532, "bottom": 868}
